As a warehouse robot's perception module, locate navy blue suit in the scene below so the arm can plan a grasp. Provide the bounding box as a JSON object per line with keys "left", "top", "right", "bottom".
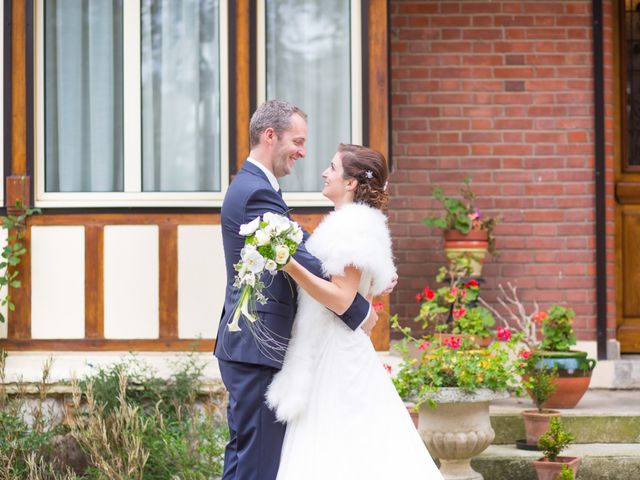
{"left": 214, "top": 160, "right": 370, "bottom": 480}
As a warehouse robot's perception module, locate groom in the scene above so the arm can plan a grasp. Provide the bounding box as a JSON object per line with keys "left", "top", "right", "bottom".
{"left": 214, "top": 100, "right": 377, "bottom": 480}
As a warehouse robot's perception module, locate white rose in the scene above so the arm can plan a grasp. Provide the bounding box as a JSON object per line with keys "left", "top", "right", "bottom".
{"left": 274, "top": 245, "right": 290, "bottom": 265}
{"left": 288, "top": 227, "right": 303, "bottom": 244}
{"left": 239, "top": 217, "right": 260, "bottom": 236}
{"left": 264, "top": 259, "right": 278, "bottom": 273}
{"left": 242, "top": 249, "right": 265, "bottom": 274}
{"left": 255, "top": 229, "right": 271, "bottom": 246}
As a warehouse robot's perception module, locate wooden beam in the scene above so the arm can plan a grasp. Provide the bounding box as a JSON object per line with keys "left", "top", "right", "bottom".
{"left": 10, "top": 0, "right": 27, "bottom": 176}
{"left": 7, "top": 224, "right": 31, "bottom": 339}
{"left": 0, "top": 338, "right": 215, "bottom": 352}
{"left": 158, "top": 225, "right": 178, "bottom": 339}
{"left": 235, "top": 0, "right": 251, "bottom": 173}
{"left": 85, "top": 225, "right": 104, "bottom": 339}
{"left": 28, "top": 212, "right": 221, "bottom": 226}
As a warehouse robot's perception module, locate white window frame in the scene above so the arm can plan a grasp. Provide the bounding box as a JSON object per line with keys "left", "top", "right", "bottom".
{"left": 34, "top": 0, "right": 229, "bottom": 208}
{"left": 257, "top": 0, "right": 363, "bottom": 207}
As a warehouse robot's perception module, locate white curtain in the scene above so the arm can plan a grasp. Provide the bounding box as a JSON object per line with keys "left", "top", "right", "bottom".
{"left": 45, "top": 0, "right": 124, "bottom": 192}
{"left": 266, "top": 0, "right": 351, "bottom": 192}
{"left": 141, "top": 0, "right": 220, "bottom": 192}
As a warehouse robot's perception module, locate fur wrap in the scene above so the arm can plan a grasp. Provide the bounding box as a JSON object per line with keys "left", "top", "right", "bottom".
{"left": 266, "top": 202, "right": 396, "bottom": 422}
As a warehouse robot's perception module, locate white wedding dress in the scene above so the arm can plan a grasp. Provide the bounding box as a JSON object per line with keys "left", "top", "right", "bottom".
{"left": 266, "top": 203, "right": 443, "bottom": 480}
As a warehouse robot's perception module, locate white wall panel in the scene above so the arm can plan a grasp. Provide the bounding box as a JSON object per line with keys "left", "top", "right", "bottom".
{"left": 31, "top": 226, "right": 85, "bottom": 339}
{"left": 104, "top": 225, "right": 158, "bottom": 338}
{"left": 177, "top": 225, "right": 225, "bottom": 338}
{"left": 0, "top": 228, "right": 8, "bottom": 338}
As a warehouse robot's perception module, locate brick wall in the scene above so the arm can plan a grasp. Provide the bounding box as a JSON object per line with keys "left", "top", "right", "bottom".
{"left": 388, "top": 0, "right": 616, "bottom": 341}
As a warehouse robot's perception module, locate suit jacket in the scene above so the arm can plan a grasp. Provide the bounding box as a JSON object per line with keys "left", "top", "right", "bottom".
{"left": 214, "top": 161, "right": 370, "bottom": 369}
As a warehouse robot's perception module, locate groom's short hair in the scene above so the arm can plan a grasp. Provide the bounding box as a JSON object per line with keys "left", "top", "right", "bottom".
{"left": 249, "top": 100, "right": 307, "bottom": 147}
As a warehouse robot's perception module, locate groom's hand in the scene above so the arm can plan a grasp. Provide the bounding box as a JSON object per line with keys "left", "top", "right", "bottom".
{"left": 361, "top": 307, "right": 378, "bottom": 336}
{"left": 381, "top": 273, "right": 399, "bottom": 296}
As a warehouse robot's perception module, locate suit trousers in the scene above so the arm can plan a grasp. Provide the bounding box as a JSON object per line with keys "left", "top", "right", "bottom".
{"left": 219, "top": 359, "right": 285, "bottom": 480}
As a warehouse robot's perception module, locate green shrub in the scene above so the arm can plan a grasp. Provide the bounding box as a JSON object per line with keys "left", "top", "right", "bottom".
{"left": 537, "top": 418, "right": 575, "bottom": 461}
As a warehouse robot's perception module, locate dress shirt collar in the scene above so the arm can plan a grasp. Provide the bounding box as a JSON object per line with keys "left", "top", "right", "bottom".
{"left": 246, "top": 157, "right": 280, "bottom": 192}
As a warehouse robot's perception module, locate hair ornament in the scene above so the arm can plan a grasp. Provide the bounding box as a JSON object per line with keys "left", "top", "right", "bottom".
{"left": 364, "top": 170, "right": 373, "bottom": 179}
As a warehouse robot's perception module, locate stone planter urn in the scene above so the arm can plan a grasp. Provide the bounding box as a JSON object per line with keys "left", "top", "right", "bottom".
{"left": 418, "top": 388, "right": 509, "bottom": 480}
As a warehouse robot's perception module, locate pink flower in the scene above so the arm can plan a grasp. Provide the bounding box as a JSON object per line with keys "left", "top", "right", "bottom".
{"left": 443, "top": 336, "right": 461, "bottom": 350}
{"left": 373, "top": 302, "right": 384, "bottom": 312}
{"left": 418, "top": 340, "right": 431, "bottom": 351}
{"left": 459, "top": 289, "right": 467, "bottom": 299}
{"left": 383, "top": 363, "right": 393, "bottom": 374}
{"left": 496, "top": 327, "right": 511, "bottom": 341}
{"left": 519, "top": 350, "right": 532, "bottom": 360}
{"left": 452, "top": 307, "right": 467, "bottom": 320}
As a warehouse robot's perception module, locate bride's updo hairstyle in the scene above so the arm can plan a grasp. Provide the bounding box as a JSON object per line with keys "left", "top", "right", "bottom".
{"left": 338, "top": 143, "right": 389, "bottom": 210}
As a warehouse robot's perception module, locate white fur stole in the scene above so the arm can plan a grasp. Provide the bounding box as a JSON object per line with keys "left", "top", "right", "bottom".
{"left": 266, "top": 203, "right": 396, "bottom": 422}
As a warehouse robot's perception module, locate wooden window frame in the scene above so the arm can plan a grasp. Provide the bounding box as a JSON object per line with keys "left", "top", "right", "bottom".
{"left": 33, "top": 0, "right": 230, "bottom": 208}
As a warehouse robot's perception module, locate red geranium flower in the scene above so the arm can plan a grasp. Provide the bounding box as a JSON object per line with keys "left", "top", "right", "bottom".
{"left": 383, "top": 363, "right": 393, "bottom": 374}
{"left": 415, "top": 293, "right": 422, "bottom": 302}
{"left": 452, "top": 307, "right": 467, "bottom": 320}
{"left": 418, "top": 340, "right": 430, "bottom": 351}
{"left": 533, "top": 311, "right": 548, "bottom": 324}
{"left": 496, "top": 327, "right": 511, "bottom": 341}
{"left": 443, "top": 336, "right": 461, "bottom": 350}
{"left": 423, "top": 287, "right": 435, "bottom": 300}
{"left": 373, "top": 302, "right": 384, "bottom": 312}
{"left": 464, "top": 279, "right": 479, "bottom": 288}
{"left": 519, "top": 350, "right": 532, "bottom": 360}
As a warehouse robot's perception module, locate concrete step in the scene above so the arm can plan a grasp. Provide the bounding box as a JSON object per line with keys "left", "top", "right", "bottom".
{"left": 471, "top": 444, "right": 640, "bottom": 480}
{"left": 490, "top": 390, "right": 640, "bottom": 444}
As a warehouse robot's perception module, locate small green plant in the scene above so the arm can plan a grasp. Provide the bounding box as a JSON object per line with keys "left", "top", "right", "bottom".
{"left": 422, "top": 176, "right": 499, "bottom": 255}
{"left": 0, "top": 202, "right": 41, "bottom": 323}
{"left": 538, "top": 306, "right": 577, "bottom": 352}
{"left": 523, "top": 355, "right": 558, "bottom": 412}
{"left": 537, "top": 418, "right": 575, "bottom": 461}
{"left": 558, "top": 464, "right": 574, "bottom": 480}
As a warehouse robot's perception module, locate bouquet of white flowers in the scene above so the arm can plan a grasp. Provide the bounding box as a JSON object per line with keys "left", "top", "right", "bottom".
{"left": 227, "top": 212, "right": 304, "bottom": 332}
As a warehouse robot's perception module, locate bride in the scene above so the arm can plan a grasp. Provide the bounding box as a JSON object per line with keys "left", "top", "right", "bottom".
{"left": 266, "top": 144, "right": 443, "bottom": 479}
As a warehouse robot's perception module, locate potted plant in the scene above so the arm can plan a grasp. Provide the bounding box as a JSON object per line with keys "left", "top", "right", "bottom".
{"left": 391, "top": 313, "right": 525, "bottom": 480}
{"left": 480, "top": 284, "right": 596, "bottom": 409}
{"left": 520, "top": 354, "right": 560, "bottom": 448}
{"left": 534, "top": 306, "right": 597, "bottom": 409}
{"left": 423, "top": 177, "right": 499, "bottom": 277}
{"left": 414, "top": 260, "right": 495, "bottom": 349}
{"left": 533, "top": 418, "right": 581, "bottom": 480}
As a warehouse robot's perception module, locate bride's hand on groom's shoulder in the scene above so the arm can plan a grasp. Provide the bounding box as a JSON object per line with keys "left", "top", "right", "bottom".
{"left": 381, "top": 273, "right": 398, "bottom": 296}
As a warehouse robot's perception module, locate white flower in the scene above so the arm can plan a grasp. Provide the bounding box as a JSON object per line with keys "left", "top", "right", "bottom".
{"left": 255, "top": 229, "right": 271, "bottom": 246}
{"left": 241, "top": 249, "right": 265, "bottom": 274}
{"left": 274, "top": 245, "right": 290, "bottom": 265}
{"left": 239, "top": 217, "right": 260, "bottom": 236}
{"left": 265, "top": 259, "right": 278, "bottom": 273}
{"left": 287, "top": 226, "right": 303, "bottom": 244}
{"left": 242, "top": 273, "right": 256, "bottom": 287}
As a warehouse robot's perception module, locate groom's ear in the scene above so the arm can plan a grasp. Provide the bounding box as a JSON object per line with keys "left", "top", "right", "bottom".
{"left": 263, "top": 127, "right": 276, "bottom": 144}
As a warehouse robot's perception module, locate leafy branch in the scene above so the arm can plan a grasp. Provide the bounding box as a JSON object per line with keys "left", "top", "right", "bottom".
{"left": 0, "top": 202, "right": 40, "bottom": 323}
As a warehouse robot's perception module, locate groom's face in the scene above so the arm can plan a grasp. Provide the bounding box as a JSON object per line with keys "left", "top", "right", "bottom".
{"left": 272, "top": 114, "right": 307, "bottom": 178}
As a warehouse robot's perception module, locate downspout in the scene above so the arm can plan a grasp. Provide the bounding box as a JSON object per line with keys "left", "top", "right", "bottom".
{"left": 592, "top": 0, "right": 607, "bottom": 360}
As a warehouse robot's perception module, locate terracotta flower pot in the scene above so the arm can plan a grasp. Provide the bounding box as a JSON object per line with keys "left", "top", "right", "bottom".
{"left": 532, "top": 456, "right": 581, "bottom": 480}
{"left": 521, "top": 409, "right": 561, "bottom": 446}
{"left": 443, "top": 229, "right": 489, "bottom": 278}
{"left": 405, "top": 402, "right": 419, "bottom": 428}
{"left": 535, "top": 351, "right": 597, "bottom": 409}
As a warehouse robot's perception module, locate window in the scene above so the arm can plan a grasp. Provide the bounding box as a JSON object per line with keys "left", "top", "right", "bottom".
{"left": 258, "top": 0, "right": 362, "bottom": 205}
{"left": 35, "top": 0, "right": 228, "bottom": 207}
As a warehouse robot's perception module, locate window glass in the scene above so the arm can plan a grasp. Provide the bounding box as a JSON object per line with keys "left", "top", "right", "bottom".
{"left": 45, "top": 0, "right": 124, "bottom": 192}
{"left": 141, "top": 0, "right": 221, "bottom": 192}
{"left": 265, "top": 0, "right": 351, "bottom": 192}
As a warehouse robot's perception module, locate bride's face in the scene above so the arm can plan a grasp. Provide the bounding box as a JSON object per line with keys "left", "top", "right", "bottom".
{"left": 321, "top": 153, "right": 355, "bottom": 205}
